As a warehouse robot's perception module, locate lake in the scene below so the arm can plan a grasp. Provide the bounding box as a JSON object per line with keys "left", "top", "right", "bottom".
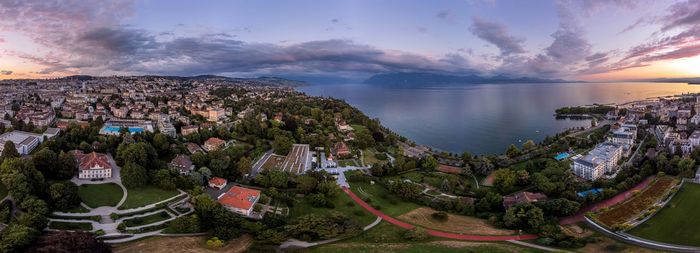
{"left": 298, "top": 82, "right": 700, "bottom": 155}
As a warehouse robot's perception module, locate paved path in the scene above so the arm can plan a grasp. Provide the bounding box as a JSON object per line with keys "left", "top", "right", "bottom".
{"left": 560, "top": 176, "right": 654, "bottom": 225}
{"left": 342, "top": 187, "right": 537, "bottom": 241}
{"left": 507, "top": 240, "right": 568, "bottom": 252}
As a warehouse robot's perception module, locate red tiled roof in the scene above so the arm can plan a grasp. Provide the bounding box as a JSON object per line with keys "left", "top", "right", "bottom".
{"left": 209, "top": 177, "right": 227, "bottom": 186}
{"left": 76, "top": 151, "right": 112, "bottom": 171}
{"left": 437, "top": 164, "right": 463, "bottom": 174}
{"left": 218, "top": 186, "right": 260, "bottom": 210}
{"left": 205, "top": 137, "right": 225, "bottom": 147}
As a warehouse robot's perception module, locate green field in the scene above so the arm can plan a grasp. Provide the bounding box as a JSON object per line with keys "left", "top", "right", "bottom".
{"left": 349, "top": 180, "right": 420, "bottom": 217}
{"left": 49, "top": 221, "right": 93, "bottom": 231}
{"left": 289, "top": 188, "right": 375, "bottom": 226}
{"left": 122, "top": 211, "right": 171, "bottom": 227}
{"left": 629, "top": 182, "right": 700, "bottom": 246}
{"left": 392, "top": 171, "right": 464, "bottom": 191}
{"left": 78, "top": 183, "right": 124, "bottom": 208}
{"left": 119, "top": 186, "right": 180, "bottom": 210}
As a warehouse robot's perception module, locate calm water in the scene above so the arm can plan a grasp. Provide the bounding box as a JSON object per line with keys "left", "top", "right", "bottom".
{"left": 298, "top": 82, "right": 700, "bottom": 155}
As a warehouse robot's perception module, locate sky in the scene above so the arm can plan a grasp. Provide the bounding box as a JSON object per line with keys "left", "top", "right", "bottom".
{"left": 0, "top": 0, "right": 700, "bottom": 81}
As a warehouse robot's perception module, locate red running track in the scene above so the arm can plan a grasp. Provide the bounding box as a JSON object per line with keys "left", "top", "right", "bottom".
{"left": 559, "top": 176, "right": 654, "bottom": 225}
{"left": 342, "top": 187, "right": 538, "bottom": 241}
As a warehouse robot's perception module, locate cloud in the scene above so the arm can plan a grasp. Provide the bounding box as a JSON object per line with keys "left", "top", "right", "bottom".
{"left": 416, "top": 26, "right": 428, "bottom": 33}
{"left": 660, "top": 0, "right": 700, "bottom": 31}
{"left": 330, "top": 18, "right": 339, "bottom": 23}
{"left": 470, "top": 17, "right": 525, "bottom": 56}
{"left": 0, "top": 70, "right": 12, "bottom": 75}
{"left": 436, "top": 10, "right": 451, "bottom": 20}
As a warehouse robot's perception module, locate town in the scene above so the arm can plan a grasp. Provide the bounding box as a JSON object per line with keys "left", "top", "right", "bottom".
{"left": 0, "top": 75, "right": 699, "bottom": 253}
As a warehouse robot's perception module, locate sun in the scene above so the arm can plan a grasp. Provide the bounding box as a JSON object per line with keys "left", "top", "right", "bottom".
{"left": 664, "top": 55, "right": 700, "bottom": 77}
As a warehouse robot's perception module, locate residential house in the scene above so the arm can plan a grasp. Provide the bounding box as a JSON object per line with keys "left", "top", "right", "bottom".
{"left": 169, "top": 154, "right": 195, "bottom": 175}
{"left": 208, "top": 177, "right": 227, "bottom": 189}
{"left": 217, "top": 186, "right": 260, "bottom": 216}
{"left": 204, "top": 137, "right": 226, "bottom": 151}
{"left": 72, "top": 150, "right": 113, "bottom": 179}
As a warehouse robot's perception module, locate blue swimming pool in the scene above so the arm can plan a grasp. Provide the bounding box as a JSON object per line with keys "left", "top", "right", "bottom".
{"left": 101, "top": 126, "right": 145, "bottom": 134}
{"left": 554, "top": 152, "right": 570, "bottom": 161}
{"left": 577, "top": 188, "right": 603, "bottom": 197}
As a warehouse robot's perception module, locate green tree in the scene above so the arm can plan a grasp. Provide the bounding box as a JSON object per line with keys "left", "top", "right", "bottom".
{"left": 523, "top": 140, "right": 536, "bottom": 150}
{"left": 492, "top": 168, "right": 517, "bottom": 193}
{"left": 49, "top": 182, "right": 81, "bottom": 210}
{"left": 32, "top": 148, "right": 57, "bottom": 178}
{"left": 2, "top": 141, "right": 20, "bottom": 160}
{"left": 421, "top": 155, "right": 438, "bottom": 171}
{"left": 122, "top": 162, "right": 148, "bottom": 188}
{"left": 152, "top": 169, "right": 175, "bottom": 190}
{"left": 56, "top": 151, "right": 77, "bottom": 179}
{"left": 153, "top": 133, "right": 170, "bottom": 154}
{"left": 0, "top": 225, "right": 39, "bottom": 253}
{"left": 505, "top": 144, "right": 520, "bottom": 158}
{"left": 272, "top": 136, "right": 293, "bottom": 155}
{"left": 503, "top": 203, "right": 545, "bottom": 231}
{"left": 237, "top": 156, "right": 252, "bottom": 176}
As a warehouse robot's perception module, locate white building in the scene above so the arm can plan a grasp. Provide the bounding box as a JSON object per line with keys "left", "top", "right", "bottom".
{"left": 572, "top": 142, "right": 623, "bottom": 181}
{"left": 0, "top": 131, "right": 43, "bottom": 155}
{"left": 690, "top": 130, "right": 700, "bottom": 147}
{"left": 612, "top": 124, "right": 637, "bottom": 146}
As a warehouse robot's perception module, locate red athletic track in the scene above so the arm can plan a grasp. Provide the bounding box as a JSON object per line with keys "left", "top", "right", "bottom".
{"left": 342, "top": 187, "right": 538, "bottom": 241}
{"left": 559, "top": 176, "right": 654, "bottom": 225}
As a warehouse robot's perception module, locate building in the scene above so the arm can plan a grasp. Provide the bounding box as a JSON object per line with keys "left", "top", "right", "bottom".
{"left": 208, "top": 108, "right": 226, "bottom": 122}
{"left": 72, "top": 150, "right": 113, "bottom": 179}
{"left": 0, "top": 131, "right": 43, "bottom": 155}
{"left": 181, "top": 125, "right": 199, "bottom": 136}
{"left": 333, "top": 141, "right": 351, "bottom": 157}
{"left": 204, "top": 137, "right": 226, "bottom": 151}
{"left": 208, "top": 177, "right": 227, "bottom": 189}
{"left": 503, "top": 192, "right": 548, "bottom": 209}
{"left": 572, "top": 142, "right": 623, "bottom": 181}
{"left": 611, "top": 124, "right": 637, "bottom": 146}
{"left": 169, "top": 154, "right": 195, "bottom": 175}
{"left": 690, "top": 130, "right": 700, "bottom": 147}
{"left": 185, "top": 142, "right": 204, "bottom": 154}
{"left": 217, "top": 186, "right": 261, "bottom": 216}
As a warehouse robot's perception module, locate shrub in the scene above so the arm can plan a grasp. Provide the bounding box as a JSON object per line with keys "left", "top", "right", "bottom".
{"left": 94, "top": 229, "right": 105, "bottom": 236}
{"left": 353, "top": 210, "right": 366, "bottom": 216}
{"left": 206, "top": 237, "right": 224, "bottom": 248}
{"left": 403, "top": 227, "right": 429, "bottom": 241}
{"left": 431, "top": 211, "right": 449, "bottom": 222}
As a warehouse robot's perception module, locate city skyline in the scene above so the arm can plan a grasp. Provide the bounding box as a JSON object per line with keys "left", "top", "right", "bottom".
{"left": 1, "top": 0, "right": 699, "bottom": 81}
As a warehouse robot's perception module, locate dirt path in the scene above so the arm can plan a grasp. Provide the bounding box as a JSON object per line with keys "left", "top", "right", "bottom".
{"left": 342, "top": 187, "right": 537, "bottom": 241}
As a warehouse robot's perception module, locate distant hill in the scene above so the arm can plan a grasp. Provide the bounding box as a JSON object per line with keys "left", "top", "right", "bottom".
{"left": 58, "top": 74, "right": 307, "bottom": 87}
{"left": 364, "top": 72, "right": 576, "bottom": 87}
{"left": 639, "top": 77, "right": 700, "bottom": 84}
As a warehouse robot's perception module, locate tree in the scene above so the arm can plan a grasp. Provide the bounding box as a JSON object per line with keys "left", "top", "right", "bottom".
{"left": 492, "top": 168, "right": 517, "bottom": 193}
{"left": 26, "top": 231, "right": 111, "bottom": 253}
{"left": 476, "top": 191, "right": 502, "bottom": 212}
{"left": 152, "top": 169, "right": 175, "bottom": 190}
{"left": 503, "top": 203, "right": 545, "bottom": 231}
{"left": 168, "top": 215, "right": 200, "bottom": 233}
{"left": 32, "top": 148, "right": 57, "bottom": 177}
{"left": 0, "top": 225, "right": 39, "bottom": 253}
{"left": 56, "top": 151, "right": 77, "bottom": 179}
{"left": 461, "top": 152, "right": 473, "bottom": 165}
{"left": 295, "top": 175, "right": 318, "bottom": 194}
{"left": 237, "top": 156, "right": 252, "bottom": 176}
{"left": 421, "top": 155, "right": 438, "bottom": 171}
{"left": 402, "top": 227, "right": 429, "bottom": 241}
{"left": 49, "top": 182, "right": 81, "bottom": 210}
{"left": 523, "top": 140, "right": 536, "bottom": 150}
{"left": 153, "top": 133, "right": 170, "bottom": 153}
{"left": 198, "top": 167, "right": 212, "bottom": 180}
{"left": 121, "top": 162, "right": 148, "bottom": 188}
{"left": 272, "top": 135, "right": 293, "bottom": 155}
{"left": 2, "top": 141, "right": 20, "bottom": 160}
{"left": 506, "top": 144, "right": 520, "bottom": 158}
{"left": 284, "top": 212, "right": 361, "bottom": 240}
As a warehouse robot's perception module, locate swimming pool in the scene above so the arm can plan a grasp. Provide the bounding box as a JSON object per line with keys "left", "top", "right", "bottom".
{"left": 554, "top": 152, "right": 570, "bottom": 161}
{"left": 101, "top": 126, "right": 145, "bottom": 134}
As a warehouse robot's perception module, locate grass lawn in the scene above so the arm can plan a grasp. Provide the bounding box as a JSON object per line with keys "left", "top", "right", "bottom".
{"left": 393, "top": 171, "right": 462, "bottom": 190}
{"left": 349, "top": 180, "right": 420, "bottom": 217}
{"left": 49, "top": 221, "right": 93, "bottom": 231}
{"left": 119, "top": 186, "right": 179, "bottom": 210}
{"left": 628, "top": 182, "right": 700, "bottom": 246}
{"left": 289, "top": 189, "right": 376, "bottom": 226}
{"left": 0, "top": 183, "right": 7, "bottom": 200}
{"left": 338, "top": 160, "right": 358, "bottom": 167}
{"left": 122, "top": 211, "right": 171, "bottom": 227}
{"left": 78, "top": 183, "right": 124, "bottom": 208}
{"left": 309, "top": 222, "right": 543, "bottom": 253}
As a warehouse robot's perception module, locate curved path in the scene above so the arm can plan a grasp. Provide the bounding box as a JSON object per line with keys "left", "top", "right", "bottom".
{"left": 342, "top": 187, "right": 537, "bottom": 241}
{"left": 559, "top": 176, "right": 654, "bottom": 225}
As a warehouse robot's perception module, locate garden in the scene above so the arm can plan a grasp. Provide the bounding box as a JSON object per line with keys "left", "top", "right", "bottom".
{"left": 593, "top": 176, "right": 677, "bottom": 227}
{"left": 628, "top": 182, "right": 700, "bottom": 246}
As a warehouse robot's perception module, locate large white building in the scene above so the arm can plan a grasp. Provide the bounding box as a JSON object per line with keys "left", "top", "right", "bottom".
{"left": 72, "top": 150, "right": 113, "bottom": 179}
{"left": 612, "top": 124, "right": 637, "bottom": 146}
{"left": 572, "top": 142, "right": 624, "bottom": 181}
{"left": 0, "top": 131, "right": 43, "bottom": 155}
